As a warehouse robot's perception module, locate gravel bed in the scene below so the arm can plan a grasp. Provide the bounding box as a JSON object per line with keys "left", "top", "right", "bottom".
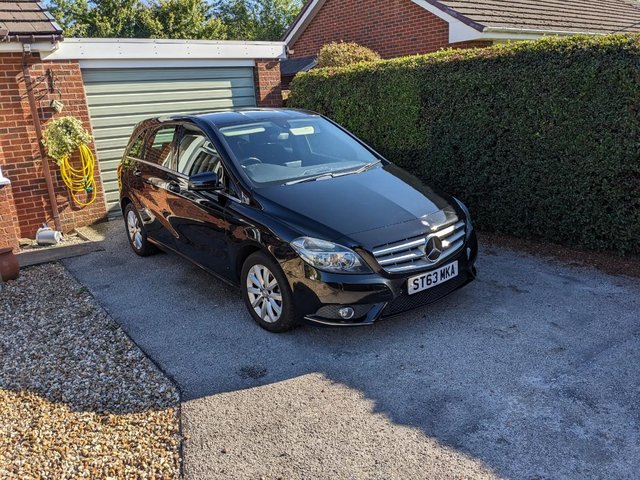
{"left": 0, "top": 263, "right": 181, "bottom": 479}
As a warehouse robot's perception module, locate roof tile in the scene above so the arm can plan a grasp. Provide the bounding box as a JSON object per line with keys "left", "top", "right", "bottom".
{"left": 437, "top": 0, "right": 640, "bottom": 34}
{"left": 0, "top": 0, "right": 62, "bottom": 38}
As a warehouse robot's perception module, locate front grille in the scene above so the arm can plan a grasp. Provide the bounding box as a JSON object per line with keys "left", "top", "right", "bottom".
{"left": 383, "top": 273, "right": 468, "bottom": 317}
{"left": 372, "top": 209, "right": 466, "bottom": 274}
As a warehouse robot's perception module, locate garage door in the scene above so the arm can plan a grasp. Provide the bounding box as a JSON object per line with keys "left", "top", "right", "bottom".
{"left": 82, "top": 67, "right": 257, "bottom": 217}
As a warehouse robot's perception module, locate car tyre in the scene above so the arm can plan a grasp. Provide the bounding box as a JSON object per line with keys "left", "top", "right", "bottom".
{"left": 241, "top": 251, "right": 298, "bottom": 333}
{"left": 124, "top": 203, "right": 157, "bottom": 257}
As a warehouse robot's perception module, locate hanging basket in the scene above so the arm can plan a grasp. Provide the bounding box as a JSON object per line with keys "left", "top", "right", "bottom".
{"left": 42, "top": 116, "right": 93, "bottom": 166}
{"left": 42, "top": 116, "right": 98, "bottom": 207}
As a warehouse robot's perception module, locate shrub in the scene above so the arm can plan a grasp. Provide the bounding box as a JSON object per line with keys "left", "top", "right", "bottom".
{"left": 316, "top": 42, "right": 381, "bottom": 68}
{"left": 289, "top": 35, "right": 640, "bottom": 255}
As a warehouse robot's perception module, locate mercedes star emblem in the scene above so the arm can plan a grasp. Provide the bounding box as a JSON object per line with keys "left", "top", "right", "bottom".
{"left": 424, "top": 235, "right": 443, "bottom": 262}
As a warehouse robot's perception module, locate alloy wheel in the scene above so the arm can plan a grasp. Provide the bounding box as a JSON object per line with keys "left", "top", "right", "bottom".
{"left": 127, "top": 210, "right": 143, "bottom": 250}
{"left": 246, "top": 264, "right": 283, "bottom": 323}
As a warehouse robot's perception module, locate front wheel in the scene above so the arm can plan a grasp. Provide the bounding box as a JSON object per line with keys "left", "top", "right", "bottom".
{"left": 241, "top": 251, "right": 298, "bottom": 333}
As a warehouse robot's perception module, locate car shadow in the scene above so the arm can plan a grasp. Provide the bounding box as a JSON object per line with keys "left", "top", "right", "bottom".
{"left": 62, "top": 221, "right": 640, "bottom": 479}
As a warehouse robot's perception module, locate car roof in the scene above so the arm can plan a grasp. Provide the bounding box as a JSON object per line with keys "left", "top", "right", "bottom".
{"left": 155, "top": 108, "right": 319, "bottom": 128}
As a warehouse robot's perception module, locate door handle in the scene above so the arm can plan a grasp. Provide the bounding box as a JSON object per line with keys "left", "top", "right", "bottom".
{"left": 167, "top": 181, "right": 181, "bottom": 193}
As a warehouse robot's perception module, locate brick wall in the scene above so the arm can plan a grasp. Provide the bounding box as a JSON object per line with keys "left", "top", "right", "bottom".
{"left": 291, "top": 0, "right": 449, "bottom": 58}
{"left": 0, "top": 144, "right": 20, "bottom": 251}
{"left": 254, "top": 59, "right": 283, "bottom": 107}
{"left": 290, "top": 0, "right": 492, "bottom": 59}
{"left": 0, "top": 52, "right": 107, "bottom": 244}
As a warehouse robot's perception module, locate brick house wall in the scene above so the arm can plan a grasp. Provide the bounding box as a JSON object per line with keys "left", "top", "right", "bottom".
{"left": 0, "top": 52, "right": 107, "bottom": 245}
{"left": 254, "top": 59, "right": 283, "bottom": 107}
{"left": 0, "top": 144, "right": 20, "bottom": 252}
{"left": 289, "top": 0, "right": 491, "bottom": 59}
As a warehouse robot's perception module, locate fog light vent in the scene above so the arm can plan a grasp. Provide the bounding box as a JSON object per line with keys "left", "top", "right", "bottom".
{"left": 338, "top": 307, "right": 355, "bottom": 320}
{"left": 315, "top": 305, "right": 372, "bottom": 320}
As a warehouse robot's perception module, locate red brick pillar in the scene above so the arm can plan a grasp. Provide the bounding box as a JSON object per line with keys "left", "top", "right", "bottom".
{"left": 0, "top": 145, "right": 20, "bottom": 252}
{"left": 254, "top": 59, "right": 283, "bottom": 108}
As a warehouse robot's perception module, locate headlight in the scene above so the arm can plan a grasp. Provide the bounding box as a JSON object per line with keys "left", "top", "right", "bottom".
{"left": 453, "top": 197, "right": 474, "bottom": 238}
{"left": 290, "top": 237, "right": 371, "bottom": 274}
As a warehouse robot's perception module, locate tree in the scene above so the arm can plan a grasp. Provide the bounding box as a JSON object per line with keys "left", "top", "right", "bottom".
{"left": 145, "top": 0, "right": 227, "bottom": 40}
{"left": 214, "top": 0, "right": 302, "bottom": 41}
{"left": 48, "top": 0, "right": 153, "bottom": 38}
{"left": 47, "top": 0, "right": 91, "bottom": 37}
{"left": 47, "top": 0, "right": 302, "bottom": 40}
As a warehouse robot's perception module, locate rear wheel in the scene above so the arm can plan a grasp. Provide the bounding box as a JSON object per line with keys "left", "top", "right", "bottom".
{"left": 241, "top": 251, "right": 297, "bottom": 333}
{"left": 124, "top": 203, "right": 156, "bottom": 257}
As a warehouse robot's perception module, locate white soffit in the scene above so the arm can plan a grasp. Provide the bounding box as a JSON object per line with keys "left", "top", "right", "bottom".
{"left": 41, "top": 38, "right": 287, "bottom": 62}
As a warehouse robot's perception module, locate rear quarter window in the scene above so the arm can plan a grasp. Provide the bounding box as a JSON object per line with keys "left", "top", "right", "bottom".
{"left": 126, "top": 130, "right": 146, "bottom": 159}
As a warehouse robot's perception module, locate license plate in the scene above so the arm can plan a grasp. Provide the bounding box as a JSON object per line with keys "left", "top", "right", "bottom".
{"left": 407, "top": 261, "right": 458, "bottom": 295}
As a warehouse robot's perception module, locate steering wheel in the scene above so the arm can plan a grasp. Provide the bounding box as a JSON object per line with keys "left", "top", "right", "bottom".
{"left": 240, "top": 157, "right": 262, "bottom": 168}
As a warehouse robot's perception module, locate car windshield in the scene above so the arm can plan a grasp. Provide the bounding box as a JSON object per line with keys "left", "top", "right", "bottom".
{"left": 218, "top": 116, "right": 380, "bottom": 186}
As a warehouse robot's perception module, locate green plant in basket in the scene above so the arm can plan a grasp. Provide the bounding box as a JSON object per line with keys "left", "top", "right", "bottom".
{"left": 42, "top": 116, "right": 93, "bottom": 165}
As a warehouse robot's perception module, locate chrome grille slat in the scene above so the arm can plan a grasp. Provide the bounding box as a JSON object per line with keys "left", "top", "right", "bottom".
{"left": 442, "top": 230, "right": 465, "bottom": 248}
{"left": 372, "top": 237, "right": 426, "bottom": 256}
{"left": 372, "top": 213, "right": 466, "bottom": 274}
{"left": 377, "top": 250, "right": 424, "bottom": 266}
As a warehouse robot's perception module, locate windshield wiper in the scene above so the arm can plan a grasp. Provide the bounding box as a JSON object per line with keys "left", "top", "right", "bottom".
{"left": 334, "top": 160, "right": 381, "bottom": 177}
{"left": 285, "top": 173, "right": 334, "bottom": 186}
{"left": 285, "top": 161, "right": 382, "bottom": 186}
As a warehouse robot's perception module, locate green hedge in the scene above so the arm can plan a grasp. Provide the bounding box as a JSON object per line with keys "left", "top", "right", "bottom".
{"left": 289, "top": 35, "right": 640, "bottom": 255}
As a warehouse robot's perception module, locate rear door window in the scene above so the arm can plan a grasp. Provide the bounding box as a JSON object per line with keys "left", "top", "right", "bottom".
{"left": 146, "top": 126, "right": 178, "bottom": 169}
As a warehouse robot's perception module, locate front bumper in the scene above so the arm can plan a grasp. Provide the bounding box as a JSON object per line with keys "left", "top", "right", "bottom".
{"left": 282, "top": 231, "right": 478, "bottom": 326}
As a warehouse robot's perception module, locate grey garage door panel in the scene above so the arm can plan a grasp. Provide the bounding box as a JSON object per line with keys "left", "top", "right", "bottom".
{"left": 88, "top": 96, "right": 256, "bottom": 118}
{"left": 84, "top": 77, "right": 255, "bottom": 95}
{"left": 83, "top": 67, "right": 253, "bottom": 83}
{"left": 83, "top": 66, "right": 257, "bottom": 217}
{"left": 87, "top": 86, "right": 257, "bottom": 107}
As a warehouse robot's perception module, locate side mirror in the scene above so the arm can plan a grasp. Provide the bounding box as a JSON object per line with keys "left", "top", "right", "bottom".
{"left": 188, "top": 171, "right": 221, "bottom": 191}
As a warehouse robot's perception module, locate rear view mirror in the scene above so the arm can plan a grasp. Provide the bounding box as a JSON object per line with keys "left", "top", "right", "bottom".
{"left": 189, "top": 172, "right": 221, "bottom": 191}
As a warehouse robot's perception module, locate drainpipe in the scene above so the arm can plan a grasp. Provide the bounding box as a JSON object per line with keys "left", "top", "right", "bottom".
{"left": 21, "top": 43, "right": 62, "bottom": 232}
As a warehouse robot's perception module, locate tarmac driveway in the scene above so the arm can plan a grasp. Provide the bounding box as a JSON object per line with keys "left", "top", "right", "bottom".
{"left": 64, "top": 221, "right": 640, "bottom": 479}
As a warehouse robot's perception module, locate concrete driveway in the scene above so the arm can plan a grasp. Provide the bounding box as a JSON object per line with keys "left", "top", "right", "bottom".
{"left": 64, "top": 221, "right": 640, "bottom": 479}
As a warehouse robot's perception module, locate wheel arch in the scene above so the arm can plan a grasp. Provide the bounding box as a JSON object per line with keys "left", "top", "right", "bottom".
{"left": 121, "top": 196, "right": 133, "bottom": 213}
{"left": 235, "top": 243, "right": 264, "bottom": 281}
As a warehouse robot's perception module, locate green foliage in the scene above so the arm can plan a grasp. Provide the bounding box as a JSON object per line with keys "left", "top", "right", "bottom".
{"left": 317, "top": 42, "right": 382, "bottom": 68}
{"left": 290, "top": 35, "right": 640, "bottom": 255}
{"left": 42, "top": 116, "right": 93, "bottom": 165}
{"left": 146, "top": 0, "right": 227, "bottom": 39}
{"left": 46, "top": 0, "right": 302, "bottom": 40}
{"left": 48, "top": 0, "right": 152, "bottom": 37}
{"left": 215, "top": 0, "right": 302, "bottom": 41}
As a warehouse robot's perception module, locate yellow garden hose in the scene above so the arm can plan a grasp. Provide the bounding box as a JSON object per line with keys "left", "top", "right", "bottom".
{"left": 58, "top": 144, "right": 97, "bottom": 207}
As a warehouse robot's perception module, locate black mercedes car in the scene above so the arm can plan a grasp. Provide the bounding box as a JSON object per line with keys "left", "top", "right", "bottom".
{"left": 118, "top": 108, "right": 477, "bottom": 332}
